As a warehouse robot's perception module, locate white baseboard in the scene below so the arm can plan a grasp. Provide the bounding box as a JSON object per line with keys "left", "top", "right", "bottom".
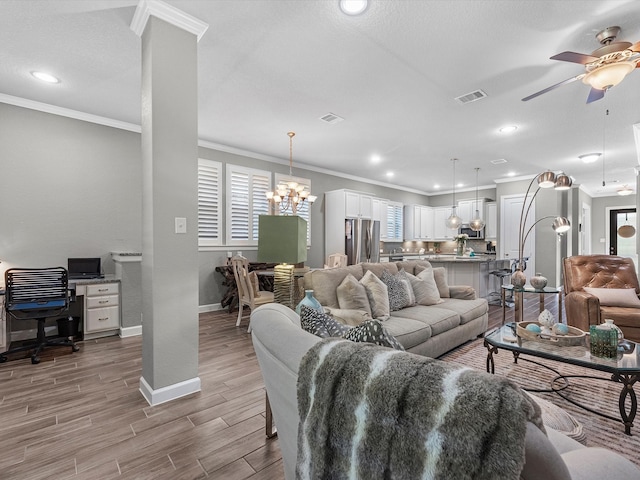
{"left": 139, "top": 376, "right": 201, "bottom": 406}
{"left": 120, "top": 325, "right": 142, "bottom": 337}
{"left": 198, "top": 303, "right": 223, "bottom": 313}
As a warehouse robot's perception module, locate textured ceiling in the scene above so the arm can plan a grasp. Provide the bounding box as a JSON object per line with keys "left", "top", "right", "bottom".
{"left": 1, "top": 0, "right": 640, "bottom": 197}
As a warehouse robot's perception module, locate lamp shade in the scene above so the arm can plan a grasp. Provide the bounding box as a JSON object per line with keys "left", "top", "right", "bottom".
{"left": 257, "top": 215, "right": 307, "bottom": 264}
{"left": 552, "top": 217, "right": 571, "bottom": 233}
{"left": 582, "top": 62, "right": 636, "bottom": 90}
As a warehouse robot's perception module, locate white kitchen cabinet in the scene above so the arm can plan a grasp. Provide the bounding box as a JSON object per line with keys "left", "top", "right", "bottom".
{"left": 345, "top": 191, "right": 372, "bottom": 219}
{"left": 433, "top": 206, "right": 454, "bottom": 240}
{"left": 485, "top": 202, "right": 497, "bottom": 239}
{"left": 457, "top": 199, "right": 485, "bottom": 224}
{"left": 404, "top": 205, "right": 434, "bottom": 240}
{"left": 372, "top": 198, "right": 384, "bottom": 222}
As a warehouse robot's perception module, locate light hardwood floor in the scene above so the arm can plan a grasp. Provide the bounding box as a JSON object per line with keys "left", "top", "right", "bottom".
{"left": 0, "top": 293, "right": 559, "bottom": 479}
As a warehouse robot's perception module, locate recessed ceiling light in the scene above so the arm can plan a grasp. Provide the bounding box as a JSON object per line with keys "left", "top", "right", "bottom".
{"left": 507, "top": 171, "right": 516, "bottom": 177}
{"left": 386, "top": 171, "right": 394, "bottom": 178}
{"left": 339, "top": 0, "right": 368, "bottom": 15}
{"left": 31, "top": 71, "right": 60, "bottom": 84}
{"left": 457, "top": 183, "right": 464, "bottom": 188}
{"left": 499, "top": 125, "right": 518, "bottom": 134}
{"left": 433, "top": 184, "right": 440, "bottom": 189}
{"left": 371, "top": 154, "right": 381, "bottom": 164}
{"left": 578, "top": 153, "right": 601, "bottom": 164}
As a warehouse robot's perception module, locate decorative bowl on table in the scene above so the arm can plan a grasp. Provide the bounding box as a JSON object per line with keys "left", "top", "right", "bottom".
{"left": 516, "top": 321, "right": 586, "bottom": 347}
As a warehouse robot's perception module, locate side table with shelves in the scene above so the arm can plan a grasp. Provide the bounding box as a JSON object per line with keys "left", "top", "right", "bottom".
{"left": 73, "top": 278, "right": 121, "bottom": 340}
{"left": 501, "top": 284, "right": 563, "bottom": 325}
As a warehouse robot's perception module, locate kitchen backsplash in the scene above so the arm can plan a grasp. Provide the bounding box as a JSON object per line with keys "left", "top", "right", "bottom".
{"left": 381, "top": 239, "right": 496, "bottom": 254}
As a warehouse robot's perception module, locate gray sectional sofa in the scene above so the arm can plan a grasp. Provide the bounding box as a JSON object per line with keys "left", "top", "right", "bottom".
{"left": 250, "top": 303, "right": 640, "bottom": 480}
{"left": 302, "top": 260, "right": 488, "bottom": 358}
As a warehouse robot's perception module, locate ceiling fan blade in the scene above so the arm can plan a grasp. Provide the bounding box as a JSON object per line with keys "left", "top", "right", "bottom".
{"left": 550, "top": 51, "right": 599, "bottom": 64}
{"left": 586, "top": 87, "right": 605, "bottom": 104}
{"left": 630, "top": 41, "right": 640, "bottom": 52}
{"left": 521, "top": 75, "right": 582, "bottom": 101}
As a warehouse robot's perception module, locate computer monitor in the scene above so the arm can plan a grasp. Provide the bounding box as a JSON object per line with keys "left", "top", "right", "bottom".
{"left": 67, "top": 258, "right": 103, "bottom": 280}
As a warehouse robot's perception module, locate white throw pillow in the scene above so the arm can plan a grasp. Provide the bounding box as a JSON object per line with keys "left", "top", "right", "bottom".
{"left": 583, "top": 287, "right": 640, "bottom": 308}
{"left": 336, "top": 274, "right": 372, "bottom": 315}
{"left": 412, "top": 268, "right": 444, "bottom": 306}
{"left": 360, "top": 270, "right": 390, "bottom": 320}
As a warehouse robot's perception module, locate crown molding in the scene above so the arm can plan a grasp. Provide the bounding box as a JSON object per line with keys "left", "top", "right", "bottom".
{"left": 0, "top": 93, "right": 141, "bottom": 132}
{"left": 130, "top": 0, "right": 208, "bottom": 41}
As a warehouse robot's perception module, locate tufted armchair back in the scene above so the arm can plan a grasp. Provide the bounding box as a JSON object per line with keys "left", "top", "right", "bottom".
{"left": 563, "top": 255, "right": 640, "bottom": 295}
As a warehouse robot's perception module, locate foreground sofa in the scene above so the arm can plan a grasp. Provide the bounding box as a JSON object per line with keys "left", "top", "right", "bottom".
{"left": 302, "top": 260, "right": 488, "bottom": 358}
{"left": 250, "top": 303, "right": 640, "bottom": 480}
{"left": 563, "top": 255, "right": 640, "bottom": 342}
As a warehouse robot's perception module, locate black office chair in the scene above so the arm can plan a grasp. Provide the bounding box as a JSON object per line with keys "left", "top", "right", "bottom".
{"left": 0, "top": 267, "right": 79, "bottom": 364}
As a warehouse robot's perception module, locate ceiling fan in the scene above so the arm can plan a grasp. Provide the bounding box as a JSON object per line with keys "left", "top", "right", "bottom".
{"left": 522, "top": 26, "right": 640, "bottom": 104}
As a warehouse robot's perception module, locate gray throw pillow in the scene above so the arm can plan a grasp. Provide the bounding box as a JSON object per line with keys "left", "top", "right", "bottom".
{"left": 342, "top": 319, "right": 404, "bottom": 350}
{"left": 381, "top": 270, "right": 412, "bottom": 311}
{"left": 337, "top": 273, "right": 372, "bottom": 315}
{"left": 397, "top": 269, "right": 417, "bottom": 306}
{"left": 414, "top": 267, "right": 444, "bottom": 305}
{"left": 432, "top": 267, "right": 450, "bottom": 298}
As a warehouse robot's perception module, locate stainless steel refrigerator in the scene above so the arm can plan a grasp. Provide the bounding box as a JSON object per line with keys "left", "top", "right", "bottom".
{"left": 345, "top": 218, "right": 380, "bottom": 265}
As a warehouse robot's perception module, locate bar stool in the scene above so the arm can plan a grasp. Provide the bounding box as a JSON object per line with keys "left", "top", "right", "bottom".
{"left": 488, "top": 268, "right": 513, "bottom": 306}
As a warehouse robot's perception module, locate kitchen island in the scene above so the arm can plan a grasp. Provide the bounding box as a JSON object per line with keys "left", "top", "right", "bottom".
{"left": 382, "top": 253, "right": 510, "bottom": 299}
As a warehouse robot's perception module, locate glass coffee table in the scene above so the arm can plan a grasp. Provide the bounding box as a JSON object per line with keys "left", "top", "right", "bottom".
{"left": 484, "top": 323, "right": 640, "bottom": 435}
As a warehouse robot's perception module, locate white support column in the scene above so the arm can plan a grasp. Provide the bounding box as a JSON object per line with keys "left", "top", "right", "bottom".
{"left": 131, "top": 0, "right": 208, "bottom": 406}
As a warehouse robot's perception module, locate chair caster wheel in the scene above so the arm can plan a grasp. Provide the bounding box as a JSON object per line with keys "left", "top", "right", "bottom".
{"left": 0, "top": 356, "right": 7, "bottom": 363}
{"left": 72, "top": 345, "right": 80, "bottom": 352}
{"left": 31, "top": 356, "right": 40, "bottom": 364}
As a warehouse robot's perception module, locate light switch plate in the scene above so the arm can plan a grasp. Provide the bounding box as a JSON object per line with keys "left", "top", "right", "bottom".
{"left": 175, "top": 217, "right": 187, "bottom": 234}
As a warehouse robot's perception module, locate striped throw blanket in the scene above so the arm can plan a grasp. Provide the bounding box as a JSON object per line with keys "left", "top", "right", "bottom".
{"left": 296, "top": 339, "right": 544, "bottom": 480}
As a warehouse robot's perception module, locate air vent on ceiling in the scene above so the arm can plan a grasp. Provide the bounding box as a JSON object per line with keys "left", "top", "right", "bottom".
{"left": 319, "top": 112, "right": 344, "bottom": 124}
{"left": 490, "top": 158, "right": 508, "bottom": 164}
{"left": 455, "top": 89, "right": 488, "bottom": 104}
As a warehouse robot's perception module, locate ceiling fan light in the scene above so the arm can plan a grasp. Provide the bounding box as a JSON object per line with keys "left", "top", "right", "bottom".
{"left": 618, "top": 185, "right": 634, "bottom": 196}
{"left": 537, "top": 171, "right": 557, "bottom": 188}
{"left": 578, "top": 153, "right": 601, "bottom": 163}
{"left": 582, "top": 61, "right": 636, "bottom": 90}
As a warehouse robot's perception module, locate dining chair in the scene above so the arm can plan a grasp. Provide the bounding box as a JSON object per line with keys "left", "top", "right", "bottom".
{"left": 230, "top": 255, "right": 274, "bottom": 331}
{"left": 327, "top": 253, "right": 348, "bottom": 268}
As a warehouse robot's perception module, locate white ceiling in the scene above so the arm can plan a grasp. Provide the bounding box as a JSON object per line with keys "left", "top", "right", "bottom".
{"left": 2, "top": 0, "right": 640, "bottom": 197}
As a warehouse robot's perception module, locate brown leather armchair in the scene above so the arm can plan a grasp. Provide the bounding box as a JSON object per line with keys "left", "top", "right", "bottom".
{"left": 563, "top": 255, "right": 640, "bottom": 342}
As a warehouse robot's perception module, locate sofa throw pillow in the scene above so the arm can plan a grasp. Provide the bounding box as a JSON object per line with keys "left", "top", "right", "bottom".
{"left": 324, "top": 307, "right": 372, "bottom": 327}
{"left": 397, "top": 269, "right": 417, "bottom": 306}
{"left": 300, "top": 305, "right": 351, "bottom": 338}
{"left": 337, "top": 274, "right": 372, "bottom": 315}
{"left": 360, "top": 270, "right": 390, "bottom": 320}
{"left": 412, "top": 267, "right": 444, "bottom": 305}
{"left": 583, "top": 287, "right": 640, "bottom": 308}
{"left": 342, "top": 319, "right": 405, "bottom": 350}
{"left": 248, "top": 271, "right": 260, "bottom": 297}
{"left": 381, "top": 270, "right": 412, "bottom": 311}
{"left": 432, "top": 267, "right": 450, "bottom": 298}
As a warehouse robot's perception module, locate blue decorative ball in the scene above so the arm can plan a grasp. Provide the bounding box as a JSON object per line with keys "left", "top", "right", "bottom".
{"left": 526, "top": 323, "right": 542, "bottom": 333}
{"left": 553, "top": 323, "right": 569, "bottom": 335}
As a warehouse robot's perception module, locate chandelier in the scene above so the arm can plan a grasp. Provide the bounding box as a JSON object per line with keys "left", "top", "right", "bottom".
{"left": 265, "top": 132, "right": 317, "bottom": 215}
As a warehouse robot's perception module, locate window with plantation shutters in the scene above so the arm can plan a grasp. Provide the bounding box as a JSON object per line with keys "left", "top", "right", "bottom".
{"left": 386, "top": 201, "right": 404, "bottom": 241}
{"left": 226, "top": 164, "right": 271, "bottom": 245}
{"left": 198, "top": 159, "right": 222, "bottom": 246}
{"left": 274, "top": 173, "right": 312, "bottom": 246}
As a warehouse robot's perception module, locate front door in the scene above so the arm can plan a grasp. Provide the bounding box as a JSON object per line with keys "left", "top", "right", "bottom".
{"left": 609, "top": 208, "right": 636, "bottom": 261}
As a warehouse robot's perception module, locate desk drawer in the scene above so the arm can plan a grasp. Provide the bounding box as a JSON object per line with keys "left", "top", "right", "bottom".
{"left": 86, "top": 295, "right": 119, "bottom": 309}
{"left": 86, "top": 283, "right": 119, "bottom": 297}
{"left": 86, "top": 305, "right": 119, "bottom": 332}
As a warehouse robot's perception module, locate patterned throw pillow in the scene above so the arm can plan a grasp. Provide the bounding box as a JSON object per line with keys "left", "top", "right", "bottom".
{"left": 343, "top": 319, "right": 405, "bottom": 350}
{"left": 300, "top": 305, "right": 351, "bottom": 338}
{"left": 381, "top": 270, "right": 412, "bottom": 311}
{"left": 397, "top": 269, "right": 417, "bottom": 306}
